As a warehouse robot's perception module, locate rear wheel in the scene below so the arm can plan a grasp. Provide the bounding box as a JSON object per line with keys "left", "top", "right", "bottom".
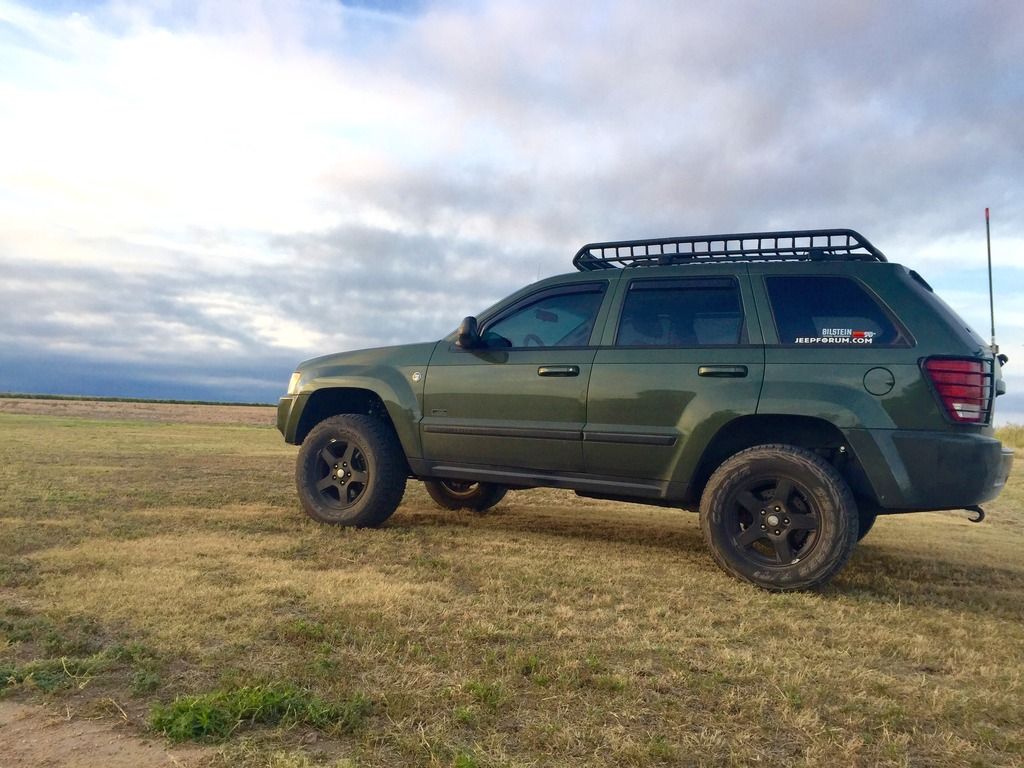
{"left": 295, "top": 414, "right": 407, "bottom": 527}
{"left": 700, "top": 444, "right": 858, "bottom": 591}
{"left": 423, "top": 480, "right": 507, "bottom": 512}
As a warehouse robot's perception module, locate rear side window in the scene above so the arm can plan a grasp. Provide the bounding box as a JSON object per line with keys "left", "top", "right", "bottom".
{"left": 767, "top": 276, "right": 905, "bottom": 346}
{"left": 616, "top": 278, "right": 745, "bottom": 347}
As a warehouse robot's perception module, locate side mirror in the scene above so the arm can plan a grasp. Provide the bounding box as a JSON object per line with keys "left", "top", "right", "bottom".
{"left": 456, "top": 316, "right": 480, "bottom": 349}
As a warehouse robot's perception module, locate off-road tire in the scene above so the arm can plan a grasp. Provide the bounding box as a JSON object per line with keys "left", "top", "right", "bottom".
{"left": 857, "top": 506, "right": 877, "bottom": 541}
{"left": 296, "top": 414, "right": 407, "bottom": 527}
{"left": 423, "top": 480, "right": 508, "bottom": 512}
{"left": 700, "top": 444, "right": 859, "bottom": 591}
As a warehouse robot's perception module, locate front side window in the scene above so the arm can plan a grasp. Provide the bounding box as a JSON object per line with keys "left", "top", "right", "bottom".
{"left": 766, "top": 276, "right": 904, "bottom": 346}
{"left": 482, "top": 285, "right": 606, "bottom": 348}
{"left": 616, "top": 278, "right": 744, "bottom": 347}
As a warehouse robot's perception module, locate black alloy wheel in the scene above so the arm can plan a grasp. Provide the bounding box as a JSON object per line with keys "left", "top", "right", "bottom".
{"left": 295, "top": 414, "right": 406, "bottom": 527}
{"left": 723, "top": 475, "right": 821, "bottom": 566}
{"left": 315, "top": 437, "right": 369, "bottom": 509}
{"left": 700, "top": 444, "right": 859, "bottom": 591}
{"left": 423, "top": 479, "right": 508, "bottom": 512}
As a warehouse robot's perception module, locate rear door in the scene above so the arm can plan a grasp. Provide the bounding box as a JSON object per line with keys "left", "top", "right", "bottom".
{"left": 583, "top": 267, "right": 765, "bottom": 489}
{"left": 421, "top": 280, "right": 613, "bottom": 472}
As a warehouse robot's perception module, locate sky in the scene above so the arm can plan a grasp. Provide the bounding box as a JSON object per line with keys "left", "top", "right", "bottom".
{"left": 1, "top": 0, "right": 1022, "bottom": 420}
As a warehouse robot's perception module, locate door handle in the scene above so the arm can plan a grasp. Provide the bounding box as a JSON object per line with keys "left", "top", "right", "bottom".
{"left": 698, "top": 365, "right": 748, "bottom": 378}
{"left": 538, "top": 365, "right": 580, "bottom": 377}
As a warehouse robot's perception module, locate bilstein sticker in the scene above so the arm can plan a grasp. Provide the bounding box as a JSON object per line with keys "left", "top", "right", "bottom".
{"left": 794, "top": 329, "right": 876, "bottom": 344}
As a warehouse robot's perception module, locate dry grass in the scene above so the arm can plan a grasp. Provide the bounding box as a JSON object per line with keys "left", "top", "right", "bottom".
{"left": 1, "top": 404, "right": 1022, "bottom": 767}
{"left": 997, "top": 423, "right": 1024, "bottom": 450}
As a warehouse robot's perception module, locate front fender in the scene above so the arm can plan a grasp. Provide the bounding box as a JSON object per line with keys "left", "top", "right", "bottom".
{"left": 280, "top": 342, "right": 437, "bottom": 457}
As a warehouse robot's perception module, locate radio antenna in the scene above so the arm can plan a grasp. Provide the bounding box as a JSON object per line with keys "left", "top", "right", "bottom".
{"left": 986, "top": 207, "right": 997, "bottom": 352}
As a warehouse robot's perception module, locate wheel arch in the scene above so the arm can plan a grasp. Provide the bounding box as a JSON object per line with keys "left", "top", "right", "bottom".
{"left": 295, "top": 387, "right": 413, "bottom": 474}
{"left": 689, "top": 414, "right": 877, "bottom": 506}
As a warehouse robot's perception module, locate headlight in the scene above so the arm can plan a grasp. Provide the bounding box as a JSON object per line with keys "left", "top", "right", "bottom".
{"left": 286, "top": 372, "right": 302, "bottom": 395}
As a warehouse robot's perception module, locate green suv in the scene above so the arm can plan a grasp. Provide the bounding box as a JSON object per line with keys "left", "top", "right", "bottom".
{"left": 277, "top": 229, "right": 1013, "bottom": 590}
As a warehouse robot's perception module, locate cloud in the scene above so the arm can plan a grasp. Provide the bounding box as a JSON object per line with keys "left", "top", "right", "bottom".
{"left": 382, "top": 1, "right": 1024, "bottom": 238}
{"left": 0, "top": 0, "right": 1022, "bottom": 410}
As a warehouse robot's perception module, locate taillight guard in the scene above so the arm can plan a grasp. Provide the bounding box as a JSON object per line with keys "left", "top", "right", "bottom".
{"left": 922, "top": 357, "right": 994, "bottom": 424}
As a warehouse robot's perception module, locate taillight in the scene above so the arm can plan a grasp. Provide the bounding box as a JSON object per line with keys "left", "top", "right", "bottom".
{"left": 923, "top": 357, "right": 992, "bottom": 424}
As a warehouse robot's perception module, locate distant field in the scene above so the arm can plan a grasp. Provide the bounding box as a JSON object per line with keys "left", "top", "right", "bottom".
{"left": 0, "top": 395, "right": 275, "bottom": 426}
{"left": 1, "top": 398, "right": 1022, "bottom": 767}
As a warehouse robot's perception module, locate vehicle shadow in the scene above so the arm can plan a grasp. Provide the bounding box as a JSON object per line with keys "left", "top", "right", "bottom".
{"left": 392, "top": 502, "right": 1024, "bottom": 618}
{"left": 393, "top": 501, "right": 704, "bottom": 551}
{"left": 836, "top": 545, "right": 1024, "bottom": 619}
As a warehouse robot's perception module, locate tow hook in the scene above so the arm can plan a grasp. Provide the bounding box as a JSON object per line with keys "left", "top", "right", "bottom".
{"left": 965, "top": 505, "right": 985, "bottom": 523}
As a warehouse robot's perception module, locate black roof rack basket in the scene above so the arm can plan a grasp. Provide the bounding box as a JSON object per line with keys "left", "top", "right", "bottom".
{"left": 573, "top": 228, "right": 886, "bottom": 271}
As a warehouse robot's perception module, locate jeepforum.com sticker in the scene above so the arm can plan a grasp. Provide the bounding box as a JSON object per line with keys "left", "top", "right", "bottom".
{"left": 794, "top": 329, "right": 876, "bottom": 344}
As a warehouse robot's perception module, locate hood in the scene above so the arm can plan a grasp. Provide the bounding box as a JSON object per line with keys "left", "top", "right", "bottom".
{"left": 296, "top": 341, "right": 439, "bottom": 378}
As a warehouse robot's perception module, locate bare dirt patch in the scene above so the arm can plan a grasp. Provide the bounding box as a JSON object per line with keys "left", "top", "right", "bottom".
{"left": 0, "top": 701, "right": 207, "bottom": 768}
{"left": 0, "top": 397, "right": 275, "bottom": 426}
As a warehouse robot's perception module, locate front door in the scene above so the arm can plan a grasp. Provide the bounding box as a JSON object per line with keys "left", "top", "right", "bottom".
{"left": 422, "top": 281, "right": 611, "bottom": 473}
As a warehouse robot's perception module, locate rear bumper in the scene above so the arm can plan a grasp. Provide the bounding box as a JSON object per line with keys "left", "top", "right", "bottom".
{"left": 845, "top": 428, "right": 1013, "bottom": 512}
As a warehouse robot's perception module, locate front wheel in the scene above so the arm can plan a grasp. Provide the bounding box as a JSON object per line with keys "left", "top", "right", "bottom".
{"left": 700, "top": 444, "right": 858, "bottom": 591}
{"left": 295, "top": 414, "right": 407, "bottom": 527}
{"left": 423, "top": 480, "right": 507, "bottom": 512}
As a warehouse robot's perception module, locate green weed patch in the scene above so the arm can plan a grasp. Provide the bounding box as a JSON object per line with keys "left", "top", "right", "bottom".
{"left": 150, "top": 684, "right": 371, "bottom": 742}
{"left": 0, "top": 656, "right": 99, "bottom": 693}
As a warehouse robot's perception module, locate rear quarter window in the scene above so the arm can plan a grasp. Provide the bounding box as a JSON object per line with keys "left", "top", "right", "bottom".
{"left": 766, "top": 276, "right": 908, "bottom": 346}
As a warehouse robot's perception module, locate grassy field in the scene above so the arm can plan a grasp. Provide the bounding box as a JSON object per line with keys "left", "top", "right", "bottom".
{"left": 1, "top": 401, "right": 1022, "bottom": 767}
